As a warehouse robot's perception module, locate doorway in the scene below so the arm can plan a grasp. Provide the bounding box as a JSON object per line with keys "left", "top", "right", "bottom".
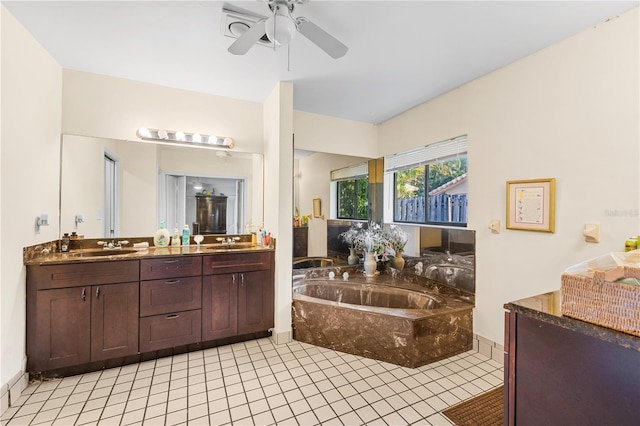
{"left": 160, "top": 173, "right": 245, "bottom": 235}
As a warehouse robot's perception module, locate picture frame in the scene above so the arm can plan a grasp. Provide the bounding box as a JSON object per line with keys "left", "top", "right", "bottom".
{"left": 313, "top": 198, "right": 322, "bottom": 218}
{"left": 506, "top": 178, "right": 556, "bottom": 233}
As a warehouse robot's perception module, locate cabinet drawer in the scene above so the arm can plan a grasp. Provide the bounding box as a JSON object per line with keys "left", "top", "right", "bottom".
{"left": 28, "top": 261, "right": 139, "bottom": 290}
{"left": 203, "top": 252, "right": 273, "bottom": 275}
{"left": 140, "top": 276, "right": 202, "bottom": 317}
{"left": 139, "top": 310, "right": 201, "bottom": 353}
{"left": 140, "top": 256, "right": 202, "bottom": 280}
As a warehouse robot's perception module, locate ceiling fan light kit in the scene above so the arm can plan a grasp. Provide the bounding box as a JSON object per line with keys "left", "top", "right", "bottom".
{"left": 265, "top": 4, "right": 297, "bottom": 46}
{"left": 226, "top": 0, "right": 348, "bottom": 59}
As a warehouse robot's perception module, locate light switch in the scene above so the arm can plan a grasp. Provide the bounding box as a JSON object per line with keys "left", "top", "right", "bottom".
{"left": 583, "top": 223, "right": 600, "bottom": 243}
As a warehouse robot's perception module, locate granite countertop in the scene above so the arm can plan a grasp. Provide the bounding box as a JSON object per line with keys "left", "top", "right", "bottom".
{"left": 25, "top": 243, "right": 274, "bottom": 266}
{"left": 505, "top": 291, "right": 640, "bottom": 352}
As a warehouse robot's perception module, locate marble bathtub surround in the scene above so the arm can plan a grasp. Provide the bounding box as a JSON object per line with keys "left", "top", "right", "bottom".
{"left": 291, "top": 267, "right": 474, "bottom": 368}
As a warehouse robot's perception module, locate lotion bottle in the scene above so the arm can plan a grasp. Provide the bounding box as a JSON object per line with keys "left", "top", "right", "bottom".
{"left": 153, "top": 221, "right": 171, "bottom": 247}
{"left": 171, "top": 228, "right": 181, "bottom": 246}
{"left": 182, "top": 224, "right": 191, "bottom": 246}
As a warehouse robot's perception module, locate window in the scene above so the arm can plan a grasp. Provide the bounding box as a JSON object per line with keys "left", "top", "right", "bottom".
{"left": 331, "top": 162, "right": 369, "bottom": 221}
{"left": 337, "top": 177, "right": 369, "bottom": 220}
{"left": 385, "top": 136, "right": 467, "bottom": 226}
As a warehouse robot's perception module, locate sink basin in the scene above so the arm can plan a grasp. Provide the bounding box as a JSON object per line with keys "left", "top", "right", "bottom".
{"left": 72, "top": 249, "right": 138, "bottom": 257}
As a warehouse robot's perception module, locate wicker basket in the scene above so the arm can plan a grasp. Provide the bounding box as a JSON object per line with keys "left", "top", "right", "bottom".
{"left": 561, "top": 267, "right": 640, "bottom": 337}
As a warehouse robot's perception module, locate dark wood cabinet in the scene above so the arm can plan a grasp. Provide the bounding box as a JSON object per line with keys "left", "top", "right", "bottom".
{"left": 27, "top": 249, "right": 274, "bottom": 376}
{"left": 27, "top": 260, "right": 140, "bottom": 372}
{"left": 504, "top": 292, "right": 640, "bottom": 426}
{"left": 33, "top": 286, "right": 91, "bottom": 370}
{"left": 139, "top": 258, "right": 202, "bottom": 351}
{"left": 238, "top": 269, "right": 274, "bottom": 335}
{"left": 91, "top": 282, "right": 139, "bottom": 361}
{"left": 202, "top": 252, "right": 274, "bottom": 341}
{"left": 202, "top": 274, "right": 238, "bottom": 340}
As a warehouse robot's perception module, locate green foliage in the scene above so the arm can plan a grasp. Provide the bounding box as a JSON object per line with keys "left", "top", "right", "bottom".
{"left": 395, "top": 167, "right": 425, "bottom": 199}
{"left": 395, "top": 156, "right": 467, "bottom": 200}
{"left": 338, "top": 177, "right": 369, "bottom": 220}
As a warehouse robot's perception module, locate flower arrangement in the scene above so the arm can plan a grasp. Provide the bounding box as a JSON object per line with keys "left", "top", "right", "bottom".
{"left": 339, "top": 222, "right": 363, "bottom": 249}
{"left": 353, "top": 222, "right": 387, "bottom": 256}
{"left": 385, "top": 224, "right": 409, "bottom": 255}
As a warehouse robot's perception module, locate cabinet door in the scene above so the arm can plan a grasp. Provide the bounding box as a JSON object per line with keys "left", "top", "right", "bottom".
{"left": 91, "top": 282, "right": 139, "bottom": 361}
{"left": 34, "top": 287, "right": 91, "bottom": 371}
{"left": 202, "top": 274, "right": 238, "bottom": 341}
{"left": 237, "top": 270, "right": 274, "bottom": 335}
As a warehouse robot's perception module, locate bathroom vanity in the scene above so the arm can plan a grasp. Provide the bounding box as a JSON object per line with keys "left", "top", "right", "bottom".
{"left": 504, "top": 292, "right": 640, "bottom": 426}
{"left": 25, "top": 245, "right": 274, "bottom": 377}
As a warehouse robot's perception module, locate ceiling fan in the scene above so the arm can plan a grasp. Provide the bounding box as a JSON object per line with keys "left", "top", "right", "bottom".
{"left": 228, "top": 0, "right": 348, "bottom": 59}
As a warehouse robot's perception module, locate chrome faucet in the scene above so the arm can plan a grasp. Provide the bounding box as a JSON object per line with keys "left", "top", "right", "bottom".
{"left": 216, "top": 236, "right": 241, "bottom": 246}
{"left": 97, "top": 240, "right": 130, "bottom": 250}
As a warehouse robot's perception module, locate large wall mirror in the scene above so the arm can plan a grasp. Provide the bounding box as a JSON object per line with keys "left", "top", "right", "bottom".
{"left": 60, "top": 135, "right": 263, "bottom": 239}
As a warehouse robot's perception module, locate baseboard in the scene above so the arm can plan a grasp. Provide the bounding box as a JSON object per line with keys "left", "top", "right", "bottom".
{"left": 271, "top": 330, "right": 292, "bottom": 345}
{"left": 1, "top": 367, "right": 29, "bottom": 416}
{"left": 473, "top": 333, "right": 504, "bottom": 364}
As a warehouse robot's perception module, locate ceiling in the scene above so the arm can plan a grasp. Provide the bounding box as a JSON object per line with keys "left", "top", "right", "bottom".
{"left": 3, "top": 1, "right": 637, "bottom": 124}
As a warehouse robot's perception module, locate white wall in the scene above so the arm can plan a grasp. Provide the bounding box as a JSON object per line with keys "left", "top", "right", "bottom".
{"left": 62, "top": 70, "right": 265, "bottom": 155}
{"left": 293, "top": 110, "right": 378, "bottom": 158}
{"left": 378, "top": 8, "right": 640, "bottom": 344}
{"left": 297, "top": 153, "right": 371, "bottom": 256}
{"left": 1, "top": 5, "right": 62, "bottom": 392}
{"left": 263, "top": 83, "right": 294, "bottom": 344}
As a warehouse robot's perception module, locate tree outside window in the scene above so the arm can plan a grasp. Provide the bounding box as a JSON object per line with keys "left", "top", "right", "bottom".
{"left": 337, "top": 177, "right": 369, "bottom": 220}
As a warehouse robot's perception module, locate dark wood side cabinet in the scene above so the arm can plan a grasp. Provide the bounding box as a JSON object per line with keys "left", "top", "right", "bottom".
{"left": 27, "top": 260, "right": 139, "bottom": 372}
{"left": 202, "top": 252, "right": 274, "bottom": 341}
{"left": 504, "top": 292, "right": 640, "bottom": 426}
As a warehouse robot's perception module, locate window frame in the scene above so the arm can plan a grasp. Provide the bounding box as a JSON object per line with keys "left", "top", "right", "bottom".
{"left": 386, "top": 136, "right": 468, "bottom": 227}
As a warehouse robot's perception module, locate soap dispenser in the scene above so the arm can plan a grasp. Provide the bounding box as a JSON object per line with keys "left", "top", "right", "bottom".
{"left": 153, "top": 221, "right": 171, "bottom": 247}
{"left": 171, "top": 228, "right": 181, "bottom": 246}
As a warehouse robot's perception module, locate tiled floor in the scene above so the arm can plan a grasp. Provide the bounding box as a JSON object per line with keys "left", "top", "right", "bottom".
{"left": 2, "top": 339, "right": 503, "bottom": 426}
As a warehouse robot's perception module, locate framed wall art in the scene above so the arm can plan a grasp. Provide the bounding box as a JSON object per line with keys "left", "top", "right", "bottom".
{"left": 506, "top": 178, "right": 556, "bottom": 233}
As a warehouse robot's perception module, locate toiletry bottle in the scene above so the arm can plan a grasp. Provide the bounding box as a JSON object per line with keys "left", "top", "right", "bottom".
{"left": 153, "top": 221, "right": 171, "bottom": 247}
{"left": 171, "top": 228, "right": 181, "bottom": 246}
{"left": 61, "top": 233, "right": 70, "bottom": 252}
{"left": 182, "top": 224, "right": 191, "bottom": 246}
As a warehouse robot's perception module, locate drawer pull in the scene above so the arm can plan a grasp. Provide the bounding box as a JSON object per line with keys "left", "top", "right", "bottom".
{"left": 96, "top": 286, "right": 100, "bottom": 299}
{"left": 165, "top": 280, "right": 180, "bottom": 285}
{"left": 163, "top": 259, "right": 180, "bottom": 264}
{"left": 166, "top": 314, "right": 180, "bottom": 319}
{"left": 241, "top": 273, "right": 245, "bottom": 287}
{"left": 81, "top": 288, "right": 86, "bottom": 301}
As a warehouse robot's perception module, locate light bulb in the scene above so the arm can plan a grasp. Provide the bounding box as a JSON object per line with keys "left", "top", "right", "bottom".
{"left": 208, "top": 135, "right": 219, "bottom": 144}
{"left": 265, "top": 6, "right": 296, "bottom": 46}
{"left": 192, "top": 133, "right": 202, "bottom": 143}
{"left": 157, "top": 129, "right": 169, "bottom": 140}
{"left": 223, "top": 137, "right": 235, "bottom": 148}
{"left": 175, "top": 131, "right": 186, "bottom": 141}
{"left": 136, "top": 127, "right": 151, "bottom": 138}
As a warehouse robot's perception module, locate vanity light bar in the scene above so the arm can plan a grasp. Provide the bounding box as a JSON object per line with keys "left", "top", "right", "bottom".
{"left": 136, "top": 128, "right": 235, "bottom": 149}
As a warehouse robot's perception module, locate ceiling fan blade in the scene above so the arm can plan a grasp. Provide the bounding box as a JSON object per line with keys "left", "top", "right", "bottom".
{"left": 228, "top": 19, "right": 267, "bottom": 55}
{"left": 296, "top": 18, "right": 348, "bottom": 59}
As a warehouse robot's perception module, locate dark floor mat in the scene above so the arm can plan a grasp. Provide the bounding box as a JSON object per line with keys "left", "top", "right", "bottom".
{"left": 442, "top": 385, "right": 504, "bottom": 426}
